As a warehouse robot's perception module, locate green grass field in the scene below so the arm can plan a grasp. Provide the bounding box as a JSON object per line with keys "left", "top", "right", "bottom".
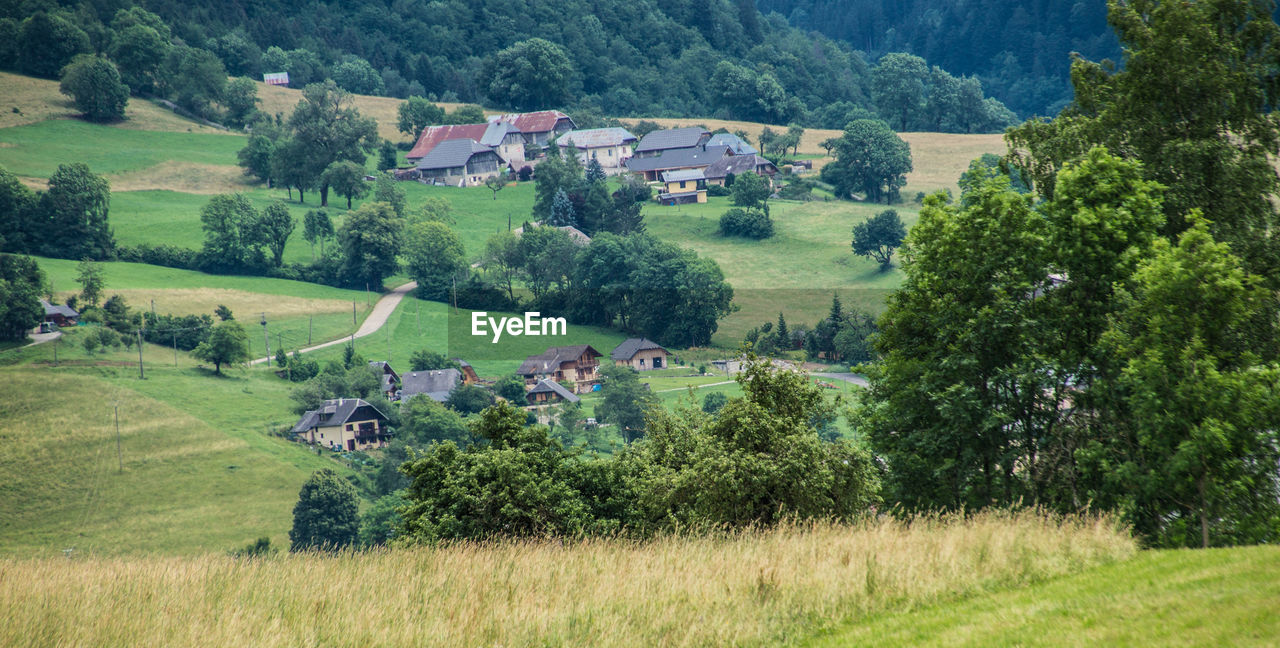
{"left": 808, "top": 545, "right": 1280, "bottom": 647}
{"left": 0, "top": 118, "right": 244, "bottom": 179}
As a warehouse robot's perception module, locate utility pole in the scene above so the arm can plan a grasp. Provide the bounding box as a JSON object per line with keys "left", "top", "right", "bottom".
{"left": 260, "top": 313, "right": 271, "bottom": 366}
{"left": 136, "top": 330, "right": 144, "bottom": 379}
{"left": 52, "top": 337, "right": 57, "bottom": 366}
{"left": 308, "top": 316, "right": 313, "bottom": 345}
{"left": 352, "top": 301, "right": 357, "bottom": 325}
{"left": 114, "top": 403, "right": 122, "bottom": 472}
{"left": 172, "top": 331, "right": 177, "bottom": 367}
{"left": 416, "top": 302, "right": 420, "bottom": 336}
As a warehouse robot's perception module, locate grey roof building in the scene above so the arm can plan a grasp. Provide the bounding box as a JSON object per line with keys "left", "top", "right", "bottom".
{"left": 610, "top": 338, "right": 668, "bottom": 362}
{"left": 634, "top": 127, "right": 711, "bottom": 155}
{"left": 525, "top": 378, "right": 581, "bottom": 404}
{"left": 415, "top": 138, "right": 498, "bottom": 171}
{"left": 707, "top": 133, "right": 758, "bottom": 155}
{"left": 703, "top": 155, "right": 779, "bottom": 183}
{"left": 556, "top": 127, "right": 637, "bottom": 149}
{"left": 400, "top": 368, "right": 463, "bottom": 402}
{"left": 625, "top": 145, "right": 731, "bottom": 180}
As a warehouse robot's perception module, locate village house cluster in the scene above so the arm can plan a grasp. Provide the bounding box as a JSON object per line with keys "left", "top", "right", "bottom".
{"left": 393, "top": 110, "right": 778, "bottom": 204}
{"left": 291, "top": 338, "right": 671, "bottom": 451}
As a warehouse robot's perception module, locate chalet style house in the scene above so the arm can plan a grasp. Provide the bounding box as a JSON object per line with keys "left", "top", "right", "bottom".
{"left": 491, "top": 110, "right": 576, "bottom": 146}
{"left": 406, "top": 122, "right": 525, "bottom": 165}
{"left": 703, "top": 154, "right": 779, "bottom": 187}
{"left": 707, "top": 132, "right": 757, "bottom": 155}
{"left": 400, "top": 368, "right": 462, "bottom": 403}
{"left": 368, "top": 361, "right": 400, "bottom": 399}
{"left": 556, "top": 127, "right": 638, "bottom": 173}
{"left": 412, "top": 139, "right": 504, "bottom": 187}
{"left": 659, "top": 169, "right": 707, "bottom": 204}
{"left": 525, "top": 378, "right": 581, "bottom": 405}
{"left": 517, "top": 345, "right": 602, "bottom": 394}
{"left": 631, "top": 126, "right": 710, "bottom": 159}
{"left": 625, "top": 144, "right": 732, "bottom": 182}
{"left": 611, "top": 338, "right": 671, "bottom": 370}
{"left": 292, "top": 398, "right": 391, "bottom": 451}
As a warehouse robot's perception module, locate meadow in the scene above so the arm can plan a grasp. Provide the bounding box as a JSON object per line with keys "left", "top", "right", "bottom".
{"left": 0, "top": 511, "right": 1134, "bottom": 647}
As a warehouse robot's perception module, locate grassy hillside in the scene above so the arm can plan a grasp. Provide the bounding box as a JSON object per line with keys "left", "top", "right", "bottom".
{"left": 0, "top": 72, "right": 230, "bottom": 134}
{"left": 0, "top": 512, "right": 1133, "bottom": 647}
{"left": 254, "top": 80, "right": 475, "bottom": 143}
{"left": 809, "top": 544, "right": 1280, "bottom": 647}
{"left": 0, "top": 359, "right": 338, "bottom": 557}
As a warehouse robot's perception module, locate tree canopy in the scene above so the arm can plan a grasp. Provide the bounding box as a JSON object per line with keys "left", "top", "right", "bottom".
{"left": 820, "top": 119, "right": 911, "bottom": 203}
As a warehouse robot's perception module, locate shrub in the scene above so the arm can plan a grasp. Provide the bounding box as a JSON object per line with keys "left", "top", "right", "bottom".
{"left": 706, "top": 184, "right": 731, "bottom": 197}
{"left": 719, "top": 208, "right": 774, "bottom": 239}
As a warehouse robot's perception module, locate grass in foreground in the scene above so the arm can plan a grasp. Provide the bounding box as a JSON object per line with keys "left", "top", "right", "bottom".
{"left": 0, "top": 512, "right": 1133, "bottom": 647}
{"left": 809, "top": 544, "right": 1280, "bottom": 647}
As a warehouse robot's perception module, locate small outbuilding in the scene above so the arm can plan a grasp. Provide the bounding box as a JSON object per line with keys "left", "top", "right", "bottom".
{"left": 400, "top": 368, "right": 463, "bottom": 403}
{"left": 611, "top": 338, "right": 670, "bottom": 371}
{"left": 525, "top": 378, "right": 581, "bottom": 405}
{"left": 40, "top": 300, "right": 79, "bottom": 328}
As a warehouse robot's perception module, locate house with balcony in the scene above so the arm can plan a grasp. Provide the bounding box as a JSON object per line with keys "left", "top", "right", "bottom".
{"left": 292, "top": 398, "right": 390, "bottom": 451}
{"left": 517, "top": 345, "right": 603, "bottom": 394}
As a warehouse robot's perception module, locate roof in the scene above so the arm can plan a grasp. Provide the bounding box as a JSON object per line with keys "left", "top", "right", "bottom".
{"left": 401, "top": 368, "right": 462, "bottom": 402}
{"left": 635, "top": 127, "right": 710, "bottom": 153}
{"left": 479, "top": 120, "right": 517, "bottom": 147}
{"left": 40, "top": 300, "right": 78, "bottom": 318}
{"left": 512, "top": 223, "right": 592, "bottom": 246}
{"left": 611, "top": 338, "right": 669, "bottom": 361}
{"left": 407, "top": 123, "right": 489, "bottom": 160}
{"left": 556, "top": 127, "right": 637, "bottom": 149}
{"left": 517, "top": 345, "right": 602, "bottom": 376}
{"left": 625, "top": 145, "right": 731, "bottom": 173}
{"left": 707, "top": 133, "right": 758, "bottom": 155}
{"left": 490, "top": 110, "right": 575, "bottom": 134}
{"left": 527, "top": 379, "right": 580, "bottom": 403}
{"left": 415, "top": 138, "right": 498, "bottom": 171}
{"left": 703, "top": 155, "right": 778, "bottom": 179}
{"left": 662, "top": 168, "right": 705, "bottom": 183}
{"left": 291, "top": 398, "right": 386, "bottom": 434}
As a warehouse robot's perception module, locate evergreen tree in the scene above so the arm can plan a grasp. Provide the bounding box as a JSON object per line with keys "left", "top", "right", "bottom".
{"left": 549, "top": 188, "right": 577, "bottom": 227}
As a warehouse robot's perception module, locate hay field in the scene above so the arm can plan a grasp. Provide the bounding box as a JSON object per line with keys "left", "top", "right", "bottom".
{"left": 0, "top": 511, "right": 1133, "bottom": 647}
{"left": 254, "top": 81, "right": 475, "bottom": 142}
{"left": 0, "top": 72, "right": 231, "bottom": 134}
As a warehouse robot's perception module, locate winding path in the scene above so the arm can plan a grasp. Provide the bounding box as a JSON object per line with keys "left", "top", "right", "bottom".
{"left": 248, "top": 281, "right": 417, "bottom": 366}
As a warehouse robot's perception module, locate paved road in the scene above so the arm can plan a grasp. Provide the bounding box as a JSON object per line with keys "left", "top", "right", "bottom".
{"left": 249, "top": 281, "right": 417, "bottom": 366}
{"left": 23, "top": 330, "right": 62, "bottom": 347}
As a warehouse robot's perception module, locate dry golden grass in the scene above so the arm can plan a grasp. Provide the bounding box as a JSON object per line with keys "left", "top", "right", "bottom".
{"left": 625, "top": 117, "right": 1005, "bottom": 195}
{"left": 54, "top": 288, "right": 354, "bottom": 321}
{"left": 254, "top": 81, "right": 475, "bottom": 142}
{"left": 106, "top": 162, "right": 256, "bottom": 194}
{"left": 0, "top": 512, "right": 1134, "bottom": 647}
{"left": 0, "top": 72, "right": 230, "bottom": 134}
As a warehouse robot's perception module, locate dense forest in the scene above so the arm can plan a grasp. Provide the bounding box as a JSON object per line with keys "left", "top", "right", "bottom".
{"left": 0, "top": 0, "right": 1016, "bottom": 131}
{"left": 757, "top": 0, "right": 1121, "bottom": 117}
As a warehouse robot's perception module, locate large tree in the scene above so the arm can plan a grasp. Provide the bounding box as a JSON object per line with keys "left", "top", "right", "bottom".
{"left": 0, "top": 167, "right": 38, "bottom": 253}
{"left": 258, "top": 202, "right": 295, "bottom": 267}
{"left": 396, "top": 96, "right": 445, "bottom": 139}
{"left": 289, "top": 468, "right": 360, "bottom": 551}
{"left": 851, "top": 208, "right": 907, "bottom": 270}
{"left": 0, "top": 255, "right": 46, "bottom": 341}
{"left": 286, "top": 81, "right": 379, "bottom": 207}
{"left": 871, "top": 53, "right": 928, "bottom": 131}
{"left": 484, "top": 38, "right": 574, "bottom": 111}
{"left": 404, "top": 220, "right": 466, "bottom": 300}
{"left": 59, "top": 55, "right": 129, "bottom": 122}
{"left": 198, "top": 193, "right": 262, "bottom": 272}
{"left": 321, "top": 160, "right": 369, "bottom": 209}
{"left": 820, "top": 119, "right": 912, "bottom": 203}
{"left": 109, "top": 22, "right": 169, "bottom": 94}
{"left": 338, "top": 201, "right": 403, "bottom": 290}
{"left": 39, "top": 163, "right": 113, "bottom": 260}
{"left": 17, "top": 12, "right": 89, "bottom": 79}
{"left": 192, "top": 320, "right": 251, "bottom": 375}
{"left": 1006, "top": 0, "right": 1280, "bottom": 282}
{"left": 596, "top": 365, "right": 655, "bottom": 443}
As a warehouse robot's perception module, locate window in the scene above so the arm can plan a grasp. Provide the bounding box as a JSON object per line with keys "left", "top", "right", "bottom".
{"left": 680, "top": 181, "right": 687, "bottom": 189}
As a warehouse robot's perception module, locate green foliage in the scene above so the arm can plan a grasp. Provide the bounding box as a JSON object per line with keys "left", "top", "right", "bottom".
{"left": 198, "top": 194, "right": 263, "bottom": 273}
{"left": 548, "top": 188, "right": 577, "bottom": 227}
{"left": 396, "top": 96, "right": 445, "bottom": 138}
{"left": 192, "top": 320, "right": 252, "bottom": 375}
{"left": 158, "top": 45, "right": 227, "bottom": 120}
{"left": 0, "top": 255, "right": 45, "bottom": 341}
{"left": 404, "top": 220, "right": 466, "bottom": 301}
{"left": 851, "top": 209, "right": 907, "bottom": 270}
{"left": 377, "top": 140, "right": 398, "bottom": 171}
{"left": 1096, "top": 219, "right": 1280, "bottom": 547}
{"left": 257, "top": 202, "right": 295, "bottom": 267}
{"left": 718, "top": 207, "right": 773, "bottom": 239}
{"left": 289, "top": 468, "right": 360, "bottom": 551}
{"left": 221, "top": 77, "right": 259, "bottom": 128}
{"left": 484, "top": 38, "right": 574, "bottom": 111}
{"left": 0, "top": 167, "right": 38, "bottom": 254}
{"left": 237, "top": 135, "right": 274, "bottom": 185}
{"left": 623, "top": 356, "right": 879, "bottom": 532}
{"left": 730, "top": 171, "right": 771, "bottom": 212}
{"left": 39, "top": 163, "right": 113, "bottom": 261}
{"left": 409, "top": 348, "right": 460, "bottom": 372}
{"left": 701, "top": 390, "right": 727, "bottom": 414}
{"left": 301, "top": 209, "right": 333, "bottom": 260}
{"left": 109, "top": 20, "right": 169, "bottom": 94}
{"left": 359, "top": 492, "right": 408, "bottom": 547}
{"left": 596, "top": 365, "right": 655, "bottom": 443}
{"left": 821, "top": 119, "right": 912, "bottom": 203}
{"left": 17, "top": 12, "right": 90, "bottom": 79}
{"left": 59, "top": 55, "right": 129, "bottom": 123}
{"left": 321, "top": 160, "right": 369, "bottom": 209}
{"left": 330, "top": 55, "right": 383, "bottom": 96}
{"left": 338, "top": 201, "right": 403, "bottom": 290}
{"left": 286, "top": 81, "right": 378, "bottom": 207}
{"left": 75, "top": 259, "right": 105, "bottom": 308}
{"left": 494, "top": 374, "right": 527, "bottom": 402}
{"left": 399, "top": 396, "right": 470, "bottom": 445}
{"left": 532, "top": 153, "right": 582, "bottom": 222}
{"left": 446, "top": 384, "right": 496, "bottom": 415}
{"left": 870, "top": 53, "right": 928, "bottom": 131}
{"left": 372, "top": 175, "right": 406, "bottom": 218}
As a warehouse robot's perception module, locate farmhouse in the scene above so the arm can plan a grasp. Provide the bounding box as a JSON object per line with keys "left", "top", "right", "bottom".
{"left": 703, "top": 154, "right": 779, "bottom": 187}
{"left": 491, "top": 110, "right": 576, "bottom": 147}
{"left": 517, "top": 345, "right": 602, "bottom": 393}
{"left": 632, "top": 126, "right": 711, "bottom": 159}
{"left": 555, "top": 127, "right": 638, "bottom": 173}
{"left": 611, "top": 338, "right": 670, "bottom": 370}
{"left": 368, "top": 361, "right": 400, "bottom": 399}
{"left": 414, "top": 139, "right": 503, "bottom": 187}
{"left": 454, "top": 359, "right": 479, "bottom": 385}
{"left": 658, "top": 169, "right": 707, "bottom": 204}
{"left": 400, "top": 368, "right": 462, "bottom": 403}
{"left": 40, "top": 300, "right": 78, "bottom": 328}
{"left": 292, "top": 398, "right": 391, "bottom": 451}
{"left": 525, "top": 378, "right": 581, "bottom": 405}
{"left": 624, "top": 145, "right": 731, "bottom": 182}
{"left": 707, "top": 132, "right": 757, "bottom": 155}
{"left": 512, "top": 223, "right": 592, "bottom": 246}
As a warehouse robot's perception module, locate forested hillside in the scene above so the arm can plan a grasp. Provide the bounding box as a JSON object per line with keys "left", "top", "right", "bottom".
{"left": 758, "top": 0, "right": 1121, "bottom": 117}
{"left": 0, "top": 0, "right": 1015, "bottom": 131}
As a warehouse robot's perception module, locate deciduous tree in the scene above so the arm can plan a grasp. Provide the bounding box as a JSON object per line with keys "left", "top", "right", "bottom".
{"left": 851, "top": 209, "right": 907, "bottom": 270}
{"left": 192, "top": 319, "right": 251, "bottom": 374}
{"left": 289, "top": 468, "right": 360, "bottom": 551}
{"left": 59, "top": 55, "right": 129, "bottom": 122}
